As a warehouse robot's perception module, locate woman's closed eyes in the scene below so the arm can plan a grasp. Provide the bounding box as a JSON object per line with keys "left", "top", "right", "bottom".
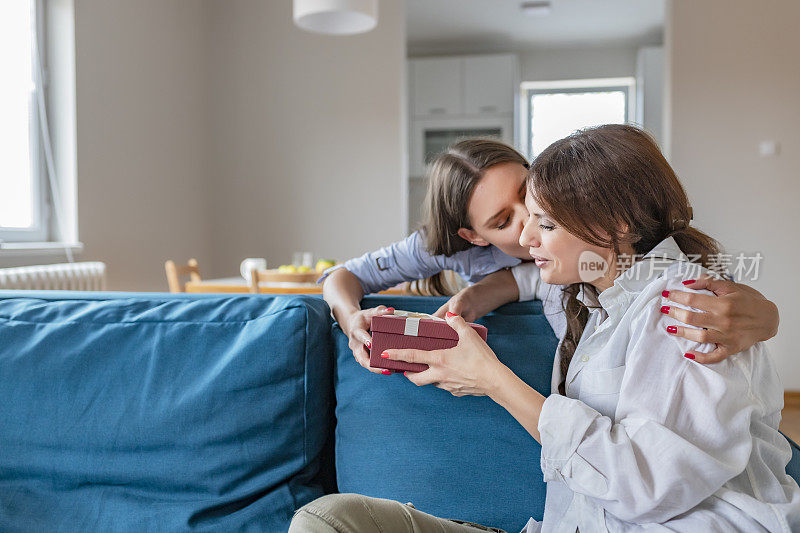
{"left": 496, "top": 185, "right": 528, "bottom": 231}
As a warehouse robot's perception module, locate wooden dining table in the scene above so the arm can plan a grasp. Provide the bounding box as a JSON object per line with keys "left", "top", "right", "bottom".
{"left": 184, "top": 276, "right": 407, "bottom": 295}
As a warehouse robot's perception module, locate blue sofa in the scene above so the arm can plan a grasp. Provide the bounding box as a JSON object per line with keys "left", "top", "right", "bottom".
{"left": 0, "top": 291, "right": 798, "bottom": 532}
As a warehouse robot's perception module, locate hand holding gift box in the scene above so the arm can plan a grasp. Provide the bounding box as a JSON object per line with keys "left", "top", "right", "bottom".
{"left": 369, "top": 310, "right": 488, "bottom": 373}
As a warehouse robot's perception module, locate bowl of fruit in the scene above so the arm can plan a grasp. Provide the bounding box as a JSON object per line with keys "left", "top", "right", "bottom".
{"left": 255, "top": 258, "right": 338, "bottom": 284}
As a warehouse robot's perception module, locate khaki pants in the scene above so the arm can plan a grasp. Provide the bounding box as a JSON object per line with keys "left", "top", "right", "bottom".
{"left": 290, "top": 493, "right": 507, "bottom": 533}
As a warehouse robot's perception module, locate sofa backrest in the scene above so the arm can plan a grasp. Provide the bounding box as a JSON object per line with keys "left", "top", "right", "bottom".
{"left": 0, "top": 291, "right": 333, "bottom": 532}
{"left": 332, "top": 296, "right": 560, "bottom": 533}
{"left": 2, "top": 290, "right": 799, "bottom": 532}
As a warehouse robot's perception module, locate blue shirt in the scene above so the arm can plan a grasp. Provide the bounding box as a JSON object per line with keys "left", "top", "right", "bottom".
{"left": 319, "top": 230, "right": 521, "bottom": 295}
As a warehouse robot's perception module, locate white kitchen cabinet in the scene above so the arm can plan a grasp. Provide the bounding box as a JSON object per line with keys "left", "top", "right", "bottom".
{"left": 463, "top": 55, "right": 516, "bottom": 115}
{"left": 410, "top": 54, "right": 517, "bottom": 118}
{"left": 412, "top": 57, "right": 462, "bottom": 117}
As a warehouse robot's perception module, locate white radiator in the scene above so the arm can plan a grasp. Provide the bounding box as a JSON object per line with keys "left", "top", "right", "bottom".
{"left": 0, "top": 262, "right": 106, "bottom": 291}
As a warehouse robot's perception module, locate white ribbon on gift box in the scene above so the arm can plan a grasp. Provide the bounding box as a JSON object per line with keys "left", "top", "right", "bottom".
{"left": 388, "top": 309, "right": 445, "bottom": 337}
{"left": 404, "top": 317, "right": 421, "bottom": 336}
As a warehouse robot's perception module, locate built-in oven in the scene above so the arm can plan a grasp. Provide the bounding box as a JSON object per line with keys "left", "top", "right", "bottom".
{"left": 408, "top": 116, "right": 515, "bottom": 178}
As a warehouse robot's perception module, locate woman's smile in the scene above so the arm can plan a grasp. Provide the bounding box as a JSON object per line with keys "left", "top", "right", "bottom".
{"left": 531, "top": 254, "right": 550, "bottom": 268}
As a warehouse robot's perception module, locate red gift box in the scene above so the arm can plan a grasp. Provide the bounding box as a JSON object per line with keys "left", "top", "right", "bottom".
{"left": 369, "top": 311, "right": 488, "bottom": 373}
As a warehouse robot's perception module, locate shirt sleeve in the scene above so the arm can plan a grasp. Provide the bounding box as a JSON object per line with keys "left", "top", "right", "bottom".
{"left": 512, "top": 262, "right": 563, "bottom": 303}
{"left": 511, "top": 263, "right": 540, "bottom": 302}
{"left": 510, "top": 262, "right": 565, "bottom": 306}
{"left": 317, "top": 231, "right": 519, "bottom": 295}
{"left": 537, "top": 278, "right": 761, "bottom": 524}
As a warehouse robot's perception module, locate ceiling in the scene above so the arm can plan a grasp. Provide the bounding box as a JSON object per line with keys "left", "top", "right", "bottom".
{"left": 407, "top": 0, "right": 665, "bottom": 55}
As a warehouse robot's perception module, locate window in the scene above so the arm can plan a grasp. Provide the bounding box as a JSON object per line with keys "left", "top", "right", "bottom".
{"left": 0, "top": 0, "right": 48, "bottom": 242}
{"left": 520, "top": 78, "right": 636, "bottom": 159}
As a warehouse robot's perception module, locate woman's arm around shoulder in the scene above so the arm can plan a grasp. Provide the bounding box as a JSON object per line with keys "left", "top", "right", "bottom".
{"left": 661, "top": 274, "right": 779, "bottom": 363}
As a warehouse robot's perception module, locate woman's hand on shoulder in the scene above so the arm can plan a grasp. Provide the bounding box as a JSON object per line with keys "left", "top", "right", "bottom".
{"left": 342, "top": 305, "right": 396, "bottom": 374}
{"left": 661, "top": 275, "right": 779, "bottom": 364}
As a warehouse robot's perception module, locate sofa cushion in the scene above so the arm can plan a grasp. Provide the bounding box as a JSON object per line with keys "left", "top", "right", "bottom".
{"left": 784, "top": 433, "right": 800, "bottom": 485}
{"left": 333, "top": 296, "right": 559, "bottom": 533}
{"left": 0, "top": 291, "right": 333, "bottom": 532}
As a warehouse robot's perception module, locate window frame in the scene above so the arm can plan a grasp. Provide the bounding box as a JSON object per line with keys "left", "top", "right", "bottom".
{"left": 519, "top": 77, "right": 637, "bottom": 160}
{"left": 0, "top": 0, "right": 50, "bottom": 243}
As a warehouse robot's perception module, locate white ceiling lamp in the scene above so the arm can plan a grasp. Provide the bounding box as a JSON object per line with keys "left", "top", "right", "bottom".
{"left": 520, "top": 1, "right": 552, "bottom": 17}
{"left": 294, "top": 0, "right": 378, "bottom": 36}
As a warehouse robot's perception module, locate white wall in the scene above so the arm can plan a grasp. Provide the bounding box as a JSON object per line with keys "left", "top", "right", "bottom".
{"left": 518, "top": 45, "right": 664, "bottom": 147}
{"left": 0, "top": 0, "right": 406, "bottom": 289}
{"left": 636, "top": 46, "right": 664, "bottom": 147}
{"left": 204, "top": 0, "right": 406, "bottom": 275}
{"left": 667, "top": 0, "right": 800, "bottom": 387}
{"left": 519, "top": 46, "right": 638, "bottom": 82}
{"left": 72, "top": 0, "right": 212, "bottom": 290}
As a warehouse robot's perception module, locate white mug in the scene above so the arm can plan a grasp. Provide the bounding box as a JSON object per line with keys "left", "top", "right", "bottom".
{"left": 240, "top": 258, "right": 267, "bottom": 280}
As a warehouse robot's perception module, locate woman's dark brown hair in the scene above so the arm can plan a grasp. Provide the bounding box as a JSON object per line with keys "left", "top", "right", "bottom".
{"left": 528, "top": 124, "right": 720, "bottom": 393}
{"left": 408, "top": 139, "right": 528, "bottom": 296}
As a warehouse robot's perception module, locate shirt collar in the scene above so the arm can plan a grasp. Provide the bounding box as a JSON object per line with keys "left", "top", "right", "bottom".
{"left": 595, "top": 237, "right": 688, "bottom": 312}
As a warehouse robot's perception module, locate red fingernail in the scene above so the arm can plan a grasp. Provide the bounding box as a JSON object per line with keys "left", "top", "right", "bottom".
{"left": 380, "top": 351, "right": 389, "bottom": 358}
{"left": 662, "top": 290, "right": 669, "bottom": 298}
{"left": 682, "top": 280, "right": 696, "bottom": 285}
{"left": 381, "top": 369, "right": 392, "bottom": 375}
{"left": 667, "top": 325, "right": 677, "bottom": 334}
{"left": 365, "top": 340, "right": 371, "bottom": 349}
{"left": 684, "top": 353, "right": 695, "bottom": 359}
{"left": 386, "top": 307, "right": 395, "bottom": 312}
{"left": 660, "top": 306, "right": 670, "bottom": 314}
{"left": 445, "top": 311, "right": 458, "bottom": 318}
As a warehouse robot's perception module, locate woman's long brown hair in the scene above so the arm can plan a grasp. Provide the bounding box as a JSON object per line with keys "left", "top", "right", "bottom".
{"left": 528, "top": 125, "right": 721, "bottom": 394}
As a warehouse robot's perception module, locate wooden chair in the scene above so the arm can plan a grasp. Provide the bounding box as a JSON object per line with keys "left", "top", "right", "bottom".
{"left": 248, "top": 269, "right": 409, "bottom": 295}
{"left": 164, "top": 258, "right": 201, "bottom": 293}
{"left": 249, "top": 269, "right": 264, "bottom": 294}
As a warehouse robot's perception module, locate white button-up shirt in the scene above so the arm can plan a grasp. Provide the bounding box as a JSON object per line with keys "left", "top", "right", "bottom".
{"left": 520, "top": 237, "right": 800, "bottom": 532}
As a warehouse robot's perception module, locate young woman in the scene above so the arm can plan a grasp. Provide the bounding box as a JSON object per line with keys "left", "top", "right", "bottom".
{"left": 295, "top": 125, "right": 799, "bottom": 532}
{"left": 322, "top": 140, "right": 779, "bottom": 375}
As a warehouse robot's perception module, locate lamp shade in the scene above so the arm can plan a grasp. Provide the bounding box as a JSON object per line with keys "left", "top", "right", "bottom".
{"left": 293, "top": 0, "right": 378, "bottom": 35}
